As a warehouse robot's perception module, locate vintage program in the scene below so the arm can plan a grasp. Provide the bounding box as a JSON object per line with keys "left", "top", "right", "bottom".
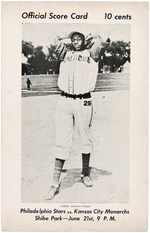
{"left": 1, "top": 1, "right": 149, "bottom": 232}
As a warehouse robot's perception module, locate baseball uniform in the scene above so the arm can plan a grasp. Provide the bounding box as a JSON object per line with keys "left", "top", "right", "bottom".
{"left": 54, "top": 34, "right": 109, "bottom": 160}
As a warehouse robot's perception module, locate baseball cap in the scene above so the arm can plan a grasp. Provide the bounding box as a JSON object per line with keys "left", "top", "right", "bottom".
{"left": 69, "top": 31, "right": 85, "bottom": 41}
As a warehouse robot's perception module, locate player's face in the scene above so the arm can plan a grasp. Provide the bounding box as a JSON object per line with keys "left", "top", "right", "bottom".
{"left": 71, "top": 34, "right": 84, "bottom": 51}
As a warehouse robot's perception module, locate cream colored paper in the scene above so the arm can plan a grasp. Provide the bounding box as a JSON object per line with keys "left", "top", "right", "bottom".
{"left": 1, "top": 1, "right": 148, "bottom": 232}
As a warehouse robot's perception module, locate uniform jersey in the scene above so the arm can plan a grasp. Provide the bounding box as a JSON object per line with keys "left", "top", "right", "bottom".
{"left": 56, "top": 36, "right": 109, "bottom": 94}
{"left": 58, "top": 50, "right": 98, "bottom": 94}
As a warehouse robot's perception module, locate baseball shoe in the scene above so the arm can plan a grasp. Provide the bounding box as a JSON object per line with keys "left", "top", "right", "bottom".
{"left": 81, "top": 175, "right": 93, "bottom": 187}
{"left": 44, "top": 184, "right": 60, "bottom": 200}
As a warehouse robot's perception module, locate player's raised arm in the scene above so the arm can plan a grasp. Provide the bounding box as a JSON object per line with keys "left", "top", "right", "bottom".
{"left": 54, "top": 36, "right": 71, "bottom": 61}
{"left": 88, "top": 34, "right": 111, "bottom": 62}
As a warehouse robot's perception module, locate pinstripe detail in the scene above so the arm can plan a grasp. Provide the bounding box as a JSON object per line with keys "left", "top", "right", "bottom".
{"left": 72, "top": 70, "right": 74, "bottom": 94}
{"left": 89, "top": 103, "right": 93, "bottom": 127}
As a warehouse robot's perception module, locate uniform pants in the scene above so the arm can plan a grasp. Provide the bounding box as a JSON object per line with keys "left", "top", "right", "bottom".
{"left": 55, "top": 95, "right": 94, "bottom": 160}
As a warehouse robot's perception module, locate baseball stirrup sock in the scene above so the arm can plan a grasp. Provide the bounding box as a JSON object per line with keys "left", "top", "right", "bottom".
{"left": 81, "top": 153, "right": 90, "bottom": 177}
{"left": 53, "top": 158, "right": 65, "bottom": 185}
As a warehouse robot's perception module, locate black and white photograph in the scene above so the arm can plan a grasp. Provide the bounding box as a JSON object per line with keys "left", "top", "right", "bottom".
{"left": 22, "top": 23, "right": 130, "bottom": 203}
{"left": 1, "top": 1, "right": 148, "bottom": 232}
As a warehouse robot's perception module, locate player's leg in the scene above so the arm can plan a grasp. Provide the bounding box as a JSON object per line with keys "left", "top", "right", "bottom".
{"left": 81, "top": 152, "right": 93, "bottom": 187}
{"left": 75, "top": 98, "right": 94, "bottom": 187}
{"left": 45, "top": 97, "right": 74, "bottom": 200}
{"left": 82, "top": 153, "right": 91, "bottom": 177}
{"left": 55, "top": 97, "right": 74, "bottom": 160}
{"left": 45, "top": 158, "right": 65, "bottom": 200}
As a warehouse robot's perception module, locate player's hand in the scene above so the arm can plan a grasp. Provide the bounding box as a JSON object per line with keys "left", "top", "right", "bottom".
{"left": 85, "top": 33, "right": 93, "bottom": 41}
{"left": 85, "top": 33, "right": 100, "bottom": 41}
{"left": 54, "top": 35, "right": 62, "bottom": 44}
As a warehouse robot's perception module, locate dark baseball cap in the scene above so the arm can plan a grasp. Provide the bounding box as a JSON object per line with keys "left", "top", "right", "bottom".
{"left": 69, "top": 31, "right": 85, "bottom": 41}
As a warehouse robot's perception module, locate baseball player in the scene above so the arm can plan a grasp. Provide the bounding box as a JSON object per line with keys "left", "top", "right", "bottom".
{"left": 45, "top": 31, "right": 110, "bottom": 200}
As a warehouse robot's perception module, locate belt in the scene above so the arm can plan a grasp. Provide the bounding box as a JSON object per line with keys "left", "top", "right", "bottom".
{"left": 61, "top": 91, "right": 91, "bottom": 99}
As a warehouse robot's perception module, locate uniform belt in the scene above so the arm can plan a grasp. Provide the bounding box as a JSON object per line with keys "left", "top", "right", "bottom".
{"left": 61, "top": 91, "right": 91, "bottom": 99}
